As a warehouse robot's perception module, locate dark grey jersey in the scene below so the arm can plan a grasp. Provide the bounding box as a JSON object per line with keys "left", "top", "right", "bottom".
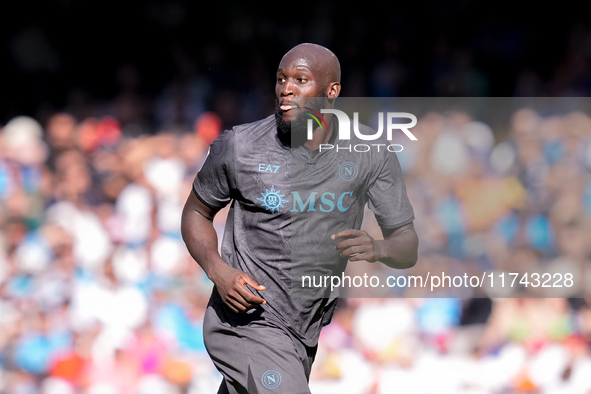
{"left": 193, "top": 114, "right": 414, "bottom": 347}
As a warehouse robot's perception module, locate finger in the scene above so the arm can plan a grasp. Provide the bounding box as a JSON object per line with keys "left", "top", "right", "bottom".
{"left": 335, "top": 238, "right": 366, "bottom": 250}
{"left": 236, "top": 285, "right": 266, "bottom": 306}
{"left": 331, "top": 229, "right": 364, "bottom": 240}
{"left": 348, "top": 253, "right": 366, "bottom": 262}
{"left": 335, "top": 234, "right": 372, "bottom": 250}
{"left": 223, "top": 297, "right": 240, "bottom": 313}
{"left": 243, "top": 273, "right": 266, "bottom": 292}
{"left": 340, "top": 245, "right": 364, "bottom": 257}
{"left": 227, "top": 294, "right": 250, "bottom": 313}
{"left": 349, "top": 251, "right": 374, "bottom": 262}
{"left": 230, "top": 291, "right": 256, "bottom": 309}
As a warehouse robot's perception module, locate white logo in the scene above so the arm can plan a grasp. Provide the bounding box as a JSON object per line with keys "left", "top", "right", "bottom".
{"left": 306, "top": 109, "right": 417, "bottom": 141}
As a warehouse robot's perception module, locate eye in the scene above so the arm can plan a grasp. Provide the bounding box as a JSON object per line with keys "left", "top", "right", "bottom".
{"left": 277, "top": 77, "right": 286, "bottom": 83}
{"left": 297, "top": 77, "right": 307, "bottom": 83}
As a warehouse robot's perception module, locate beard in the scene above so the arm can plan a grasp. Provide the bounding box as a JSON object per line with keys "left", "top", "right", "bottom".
{"left": 275, "top": 96, "right": 327, "bottom": 148}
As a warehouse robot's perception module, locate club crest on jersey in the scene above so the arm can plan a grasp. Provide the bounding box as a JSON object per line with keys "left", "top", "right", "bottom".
{"left": 258, "top": 185, "right": 288, "bottom": 213}
{"left": 338, "top": 162, "right": 358, "bottom": 181}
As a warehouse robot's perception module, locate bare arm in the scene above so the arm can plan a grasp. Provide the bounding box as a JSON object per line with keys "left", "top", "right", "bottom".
{"left": 181, "top": 191, "right": 266, "bottom": 312}
{"left": 333, "top": 222, "right": 418, "bottom": 269}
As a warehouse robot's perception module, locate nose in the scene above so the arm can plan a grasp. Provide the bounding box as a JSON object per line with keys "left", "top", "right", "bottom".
{"left": 280, "top": 79, "right": 294, "bottom": 97}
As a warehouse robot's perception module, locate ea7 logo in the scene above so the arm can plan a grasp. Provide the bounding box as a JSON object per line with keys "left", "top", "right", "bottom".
{"left": 306, "top": 110, "right": 418, "bottom": 141}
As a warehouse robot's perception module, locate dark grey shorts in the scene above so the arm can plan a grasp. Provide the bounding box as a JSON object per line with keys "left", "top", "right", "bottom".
{"left": 203, "top": 301, "right": 317, "bottom": 394}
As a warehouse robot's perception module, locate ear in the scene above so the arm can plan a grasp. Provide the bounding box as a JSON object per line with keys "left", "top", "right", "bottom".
{"left": 327, "top": 82, "right": 341, "bottom": 99}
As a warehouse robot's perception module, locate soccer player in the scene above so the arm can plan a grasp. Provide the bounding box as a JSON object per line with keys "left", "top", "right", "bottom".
{"left": 181, "top": 43, "right": 418, "bottom": 394}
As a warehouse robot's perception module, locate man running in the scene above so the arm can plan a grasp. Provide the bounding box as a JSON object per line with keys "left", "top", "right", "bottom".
{"left": 181, "top": 43, "right": 418, "bottom": 394}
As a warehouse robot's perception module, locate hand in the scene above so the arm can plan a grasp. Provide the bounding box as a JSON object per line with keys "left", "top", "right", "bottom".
{"left": 211, "top": 266, "right": 266, "bottom": 313}
{"left": 332, "top": 229, "right": 380, "bottom": 262}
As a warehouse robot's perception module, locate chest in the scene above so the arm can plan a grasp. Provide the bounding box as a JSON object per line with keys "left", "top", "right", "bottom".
{"left": 233, "top": 147, "right": 372, "bottom": 215}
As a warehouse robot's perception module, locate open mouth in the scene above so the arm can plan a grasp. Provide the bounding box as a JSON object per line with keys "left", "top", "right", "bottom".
{"left": 280, "top": 103, "right": 299, "bottom": 112}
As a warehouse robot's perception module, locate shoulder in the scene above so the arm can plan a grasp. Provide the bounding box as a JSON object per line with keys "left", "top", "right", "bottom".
{"left": 232, "top": 115, "right": 276, "bottom": 138}
{"left": 209, "top": 115, "right": 276, "bottom": 154}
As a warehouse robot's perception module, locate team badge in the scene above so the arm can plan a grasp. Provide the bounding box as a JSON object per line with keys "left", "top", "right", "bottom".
{"left": 257, "top": 185, "right": 288, "bottom": 213}
{"left": 338, "top": 162, "right": 358, "bottom": 181}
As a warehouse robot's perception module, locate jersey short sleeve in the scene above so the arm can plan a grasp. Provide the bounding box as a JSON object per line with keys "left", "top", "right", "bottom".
{"left": 366, "top": 151, "right": 414, "bottom": 230}
{"left": 192, "top": 129, "right": 235, "bottom": 210}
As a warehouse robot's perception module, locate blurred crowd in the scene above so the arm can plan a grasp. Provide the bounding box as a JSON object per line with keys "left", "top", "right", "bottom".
{"left": 324, "top": 107, "right": 591, "bottom": 393}
{"left": 0, "top": 113, "right": 222, "bottom": 393}
{"left": 1, "top": 104, "right": 591, "bottom": 394}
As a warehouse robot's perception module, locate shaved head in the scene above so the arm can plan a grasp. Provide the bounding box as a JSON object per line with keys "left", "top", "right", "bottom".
{"left": 279, "top": 43, "right": 341, "bottom": 87}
